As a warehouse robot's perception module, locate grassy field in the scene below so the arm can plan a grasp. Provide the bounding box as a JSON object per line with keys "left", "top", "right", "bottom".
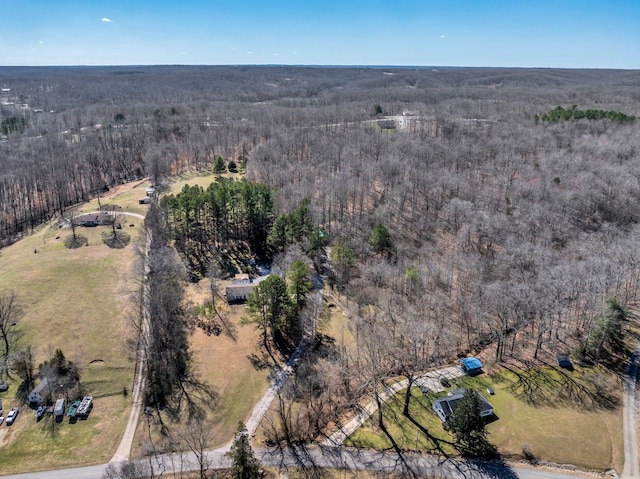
{"left": 347, "top": 365, "right": 623, "bottom": 472}
{"left": 166, "top": 169, "right": 242, "bottom": 196}
{"left": 0, "top": 216, "right": 140, "bottom": 471}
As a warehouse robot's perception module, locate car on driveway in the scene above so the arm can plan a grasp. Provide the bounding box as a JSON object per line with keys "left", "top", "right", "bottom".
{"left": 6, "top": 407, "right": 19, "bottom": 425}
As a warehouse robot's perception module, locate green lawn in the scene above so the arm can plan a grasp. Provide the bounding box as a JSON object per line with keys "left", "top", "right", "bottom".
{"left": 347, "top": 365, "right": 623, "bottom": 472}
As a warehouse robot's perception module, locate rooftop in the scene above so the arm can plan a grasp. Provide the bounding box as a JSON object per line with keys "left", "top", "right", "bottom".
{"left": 461, "top": 357, "right": 483, "bottom": 370}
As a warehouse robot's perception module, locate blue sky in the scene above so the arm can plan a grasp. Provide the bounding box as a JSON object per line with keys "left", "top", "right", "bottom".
{"left": 1, "top": 0, "right": 638, "bottom": 68}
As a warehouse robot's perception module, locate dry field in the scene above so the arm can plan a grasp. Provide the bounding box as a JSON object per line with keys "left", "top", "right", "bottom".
{"left": 0, "top": 175, "right": 227, "bottom": 471}
{"left": 0, "top": 215, "right": 140, "bottom": 471}
{"left": 130, "top": 276, "right": 270, "bottom": 454}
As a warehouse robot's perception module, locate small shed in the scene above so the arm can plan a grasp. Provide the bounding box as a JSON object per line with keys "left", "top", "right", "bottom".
{"left": 145, "top": 187, "right": 156, "bottom": 197}
{"left": 460, "top": 357, "right": 483, "bottom": 376}
{"left": 556, "top": 353, "right": 573, "bottom": 370}
{"left": 28, "top": 378, "right": 49, "bottom": 406}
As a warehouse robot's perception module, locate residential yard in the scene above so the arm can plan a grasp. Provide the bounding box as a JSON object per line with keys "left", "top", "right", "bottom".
{"left": 347, "top": 364, "right": 623, "bottom": 472}
{"left": 0, "top": 171, "right": 624, "bottom": 474}
{"left": 0, "top": 215, "right": 139, "bottom": 471}
{"left": 0, "top": 394, "right": 130, "bottom": 474}
{"left": 130, "top": 276, "right": 270, "bottom": 454}
{"left": 76, "top": 177, "right": 151, "bottom": 217}
{"left": 189, "top": 279, "right": 270, "bottom": 447}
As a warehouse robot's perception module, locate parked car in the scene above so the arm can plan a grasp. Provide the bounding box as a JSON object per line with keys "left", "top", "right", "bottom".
{"left": 6, "top": 407, "right": 19, "bottom": 425}
{"left": 67, "top": 400, "right": 81, "bottom": 418}
{"left": 0, "top": 415, "right": 4, "bottom": 425}
{"left": 36, "top": 405, "right": 45, "bottom": 420}
{"left": 486, "top": 386, "right": 495, "bottom": 395}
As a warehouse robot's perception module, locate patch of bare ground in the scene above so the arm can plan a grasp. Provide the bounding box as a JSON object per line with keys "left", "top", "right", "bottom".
{"left": 104, "top": 178, "right": 149, "bottom": 201}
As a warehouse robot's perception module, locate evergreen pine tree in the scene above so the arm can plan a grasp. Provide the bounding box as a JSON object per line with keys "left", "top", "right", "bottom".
{"left": 448, "top": 389, "right": 492, "bottom": 456}
{"left": 226, "top": 422, "right": 262, "bottom": 479}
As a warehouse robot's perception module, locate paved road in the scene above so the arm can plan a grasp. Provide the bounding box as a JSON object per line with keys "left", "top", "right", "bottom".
{"left": 0, "top": 446, "right": 595, "bottom": 479}
{"left": 622, "top": 344, "right": 640, "bottom": 479}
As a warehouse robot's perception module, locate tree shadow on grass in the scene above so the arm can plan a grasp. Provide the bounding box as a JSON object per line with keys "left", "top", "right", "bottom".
{"left": 103, "top": 231, "right": 131, "bottom": 249}
{"left": 64, "top": 235, "right": 88, "bottom": 249}
{"left": 247, "top": 352, "right": 270, "bottom": 370}
{"left": 501, "top": 359, "right": 619, "bottom": 411}
{"left": 15, "top": 379, "right": 33, "bottom": 405}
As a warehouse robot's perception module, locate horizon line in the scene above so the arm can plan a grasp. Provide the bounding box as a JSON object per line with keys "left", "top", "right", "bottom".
{"left": 0, "top": 64, "right": 637, "bottom": 71}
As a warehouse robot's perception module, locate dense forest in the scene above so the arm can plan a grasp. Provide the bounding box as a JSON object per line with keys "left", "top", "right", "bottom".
{"left": 2, "top": 66, "right": 640, "bottom": 447}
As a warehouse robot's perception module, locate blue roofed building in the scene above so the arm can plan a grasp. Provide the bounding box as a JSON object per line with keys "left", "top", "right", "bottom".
{"left": 460, "top": 357, "right": 483, "bottom": 375}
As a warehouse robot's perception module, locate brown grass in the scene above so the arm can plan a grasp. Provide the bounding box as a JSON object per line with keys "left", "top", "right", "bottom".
{"left": 0, "top": 216, "right": 139, "bottom": 471}
{"left": 130, "top": 277, "right": 270, "bottom": 455}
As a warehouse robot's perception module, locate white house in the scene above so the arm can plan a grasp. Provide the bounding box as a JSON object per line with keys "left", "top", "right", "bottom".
{"left": 28, "top": 378, "right": 49, "bottom": 405}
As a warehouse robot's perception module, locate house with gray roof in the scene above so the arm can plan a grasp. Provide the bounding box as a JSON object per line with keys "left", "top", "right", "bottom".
{"left": 225, "top": 274, "right": 271, "bottom": 303}
{"left": 432, "top": 388, "right": 494, "bottom": 423}
{"left": 28, "top": 378, "right": 49, "bottom": 406}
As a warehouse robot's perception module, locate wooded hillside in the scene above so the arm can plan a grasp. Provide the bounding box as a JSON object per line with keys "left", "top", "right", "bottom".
{"left": 1, "top": 66, "right": 639, "bottom": 368}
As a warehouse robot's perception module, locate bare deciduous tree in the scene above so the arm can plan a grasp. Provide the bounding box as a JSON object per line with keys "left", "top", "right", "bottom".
{"left": 0, "top": 290, "right": 23, "bottom": 379}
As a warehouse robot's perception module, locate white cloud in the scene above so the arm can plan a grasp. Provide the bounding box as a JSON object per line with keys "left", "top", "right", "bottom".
{"left": 246, "top": 51, "right": 253, "bottom": 54}
{"left": 101, "top": 18, "right": 112, "bottom": 23}
{"left": 38, "top": 40, "right": 44, "bottom": 44}
{"left": 440, "top": 34, "right": 446, "bottom": 39}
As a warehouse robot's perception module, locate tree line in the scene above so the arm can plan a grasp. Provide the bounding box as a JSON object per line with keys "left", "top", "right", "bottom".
{"left": 536, "top": 104, "right": 635, "bottom": 123}
{"left": 160, "top": 179, "right": 275, "bottom": 278}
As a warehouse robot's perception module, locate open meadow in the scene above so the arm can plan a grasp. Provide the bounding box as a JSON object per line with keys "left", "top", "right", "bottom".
{"left": 0, "top": 214, "right": 141, "bottom": 472}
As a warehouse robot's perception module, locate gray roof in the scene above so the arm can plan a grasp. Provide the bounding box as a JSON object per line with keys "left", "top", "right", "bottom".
{"left": 226, "top": 283, "right": 258, "bottom": 297}
{"left": 30, "top": 377, "right": 49, "bottom": 395}
{"left": 433, "top": 388, "right": 493, "bottom": 420}
{"left": 226, "top": 275, "right": 271, "bottom": 299}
